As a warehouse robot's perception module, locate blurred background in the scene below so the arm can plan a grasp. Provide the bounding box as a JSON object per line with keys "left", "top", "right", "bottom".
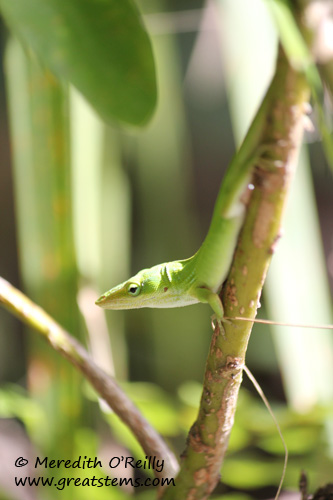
{"left": 0, "top": 0, "right": 332, "bottom": 499}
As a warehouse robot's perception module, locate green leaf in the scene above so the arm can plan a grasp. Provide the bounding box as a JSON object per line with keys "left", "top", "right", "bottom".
{"left": 177, "top": 380, "right": 202, "bottom": 408}
{"left": 0, "top": 0, "right": 157, "bottom": 125}
{"left": 266, "top": 0, "right": 310, "bottom": 70}
{"left": 0, "top": 385, "right": 47, "bottom": 439}
{"left": 122, "top": 382, "right": 180, "bottom": 435}
{"left": 222, "top": 457, "right": 281, "bottom": 488}
{"left": 266, "top": 0, "right": 333, "bottom": 169}
{"left": 259, "top": 426, "right": 320, "bottom": 455}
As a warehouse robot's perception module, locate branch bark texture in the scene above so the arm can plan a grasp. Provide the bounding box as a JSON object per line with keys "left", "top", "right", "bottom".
{"left": 162, "top": 48, "right": 310, "bottom": 500}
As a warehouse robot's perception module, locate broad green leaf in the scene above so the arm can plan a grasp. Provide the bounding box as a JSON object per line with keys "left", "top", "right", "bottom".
{"left": 0, "top": 0, "right": 157, "bottom": 125}
{"left": 259, "top": 426, "right": 320, "bottom": 455}
{"left": 0, "top": 385, "right": 47, "bottom": 439}
{"left": 122, "top": 382, "right": 180, "bottom": 435}
{"left": 222, "top": 457, "right": 281, "bottom": 488}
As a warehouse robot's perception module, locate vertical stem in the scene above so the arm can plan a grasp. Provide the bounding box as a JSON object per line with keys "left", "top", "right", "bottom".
{"left": 162, "top": 48, "right": 309, "bottom": 500}
{"left": 5, "top": 38, "right": 83, "bottom": 454}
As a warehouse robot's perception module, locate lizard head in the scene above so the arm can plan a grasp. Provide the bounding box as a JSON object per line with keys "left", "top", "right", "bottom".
{"left": 95, "top": 260, "right": 193, "bottom": 310}
{"left": 95, "top": 265, "right": 167, "bottom": 310}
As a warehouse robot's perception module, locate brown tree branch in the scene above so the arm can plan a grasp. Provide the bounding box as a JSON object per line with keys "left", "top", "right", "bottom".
{"left": 0, "top": 276, "right": 179, "bottom": 479}
{"left": 162, "top": 47, "right": 310, "bottom": 499}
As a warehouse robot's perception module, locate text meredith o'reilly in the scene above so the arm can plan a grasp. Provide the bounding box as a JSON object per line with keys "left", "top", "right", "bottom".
{"left": 34, "top": 455, "right": 165, "bottom": 473}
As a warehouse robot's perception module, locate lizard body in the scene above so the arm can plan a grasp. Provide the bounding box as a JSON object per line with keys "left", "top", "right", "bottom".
{"left": 96, "top": 94, "right": 270, "bottom": 321}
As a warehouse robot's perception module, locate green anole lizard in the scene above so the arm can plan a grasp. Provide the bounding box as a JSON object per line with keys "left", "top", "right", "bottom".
{"left": 95, "top": 93, "right": 271, "bottom": 326}
{"left": 94, "top": 83, "right": 330, "bottom": 499}
{"left": 95, "top": 109, "right": 333, "bottom": 334}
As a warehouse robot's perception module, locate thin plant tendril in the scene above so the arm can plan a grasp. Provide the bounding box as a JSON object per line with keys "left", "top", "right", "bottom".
{"left": 244, "top": 365, "right": 288, "bottom": 500}
{"left": 226, "top": 316, "right": 333, "bottom": 330}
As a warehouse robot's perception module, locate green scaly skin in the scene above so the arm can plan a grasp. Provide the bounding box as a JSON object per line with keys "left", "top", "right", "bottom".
{"left": 96, "top": 94, "right": 270, "bottom": 322}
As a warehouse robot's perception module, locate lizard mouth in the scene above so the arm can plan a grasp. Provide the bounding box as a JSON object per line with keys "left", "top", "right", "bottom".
{"left": 95, "top": 294, "right": 110, "bottom": 307}
{"left": 95, "top": 286, "right": 133, "bottom": 309}
{"left": 95, "top": 294, "right": 106, "bottom": 304}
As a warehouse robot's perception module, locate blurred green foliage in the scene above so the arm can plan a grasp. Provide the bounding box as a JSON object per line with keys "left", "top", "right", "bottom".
{"left": 0, "top": 0, "right": 332, "bottom": 499}
{"left": 0, "top": 0, "right": 157, "bottom": 125}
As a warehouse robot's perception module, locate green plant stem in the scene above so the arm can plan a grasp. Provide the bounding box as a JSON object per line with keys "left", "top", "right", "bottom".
{"left": 0, "top": 276, "right": 179, "bottom": 479}
{"left": 295, "top": 0, "right": 333, "bottom": 94}
{"left": 162, "top": 47, "right": 310, "bottom": 500}
{"left": 4, "top": 38, "right": 83, "bottom": 454}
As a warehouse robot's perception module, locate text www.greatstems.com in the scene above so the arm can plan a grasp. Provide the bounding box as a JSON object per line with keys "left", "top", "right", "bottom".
{"left": 15, "top": 475, "right": 175, "bottom": 490}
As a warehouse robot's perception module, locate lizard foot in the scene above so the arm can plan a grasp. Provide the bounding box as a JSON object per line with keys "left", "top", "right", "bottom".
{"left": 211, "top": 315, "right": 230, "bottom": 339}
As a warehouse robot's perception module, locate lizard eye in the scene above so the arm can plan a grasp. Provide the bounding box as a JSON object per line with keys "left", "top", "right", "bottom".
{"left": 127, "top": 283, "right": 141, "bottom": 296}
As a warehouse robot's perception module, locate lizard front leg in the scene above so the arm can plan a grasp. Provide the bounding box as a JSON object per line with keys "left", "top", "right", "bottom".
{"left": 192, "top": 285, "right": 229, "bottom": 336}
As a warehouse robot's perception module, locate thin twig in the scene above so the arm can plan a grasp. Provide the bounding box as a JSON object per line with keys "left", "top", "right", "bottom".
{"left": 0, "top": 276, "right": 179, "bottom": 479}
